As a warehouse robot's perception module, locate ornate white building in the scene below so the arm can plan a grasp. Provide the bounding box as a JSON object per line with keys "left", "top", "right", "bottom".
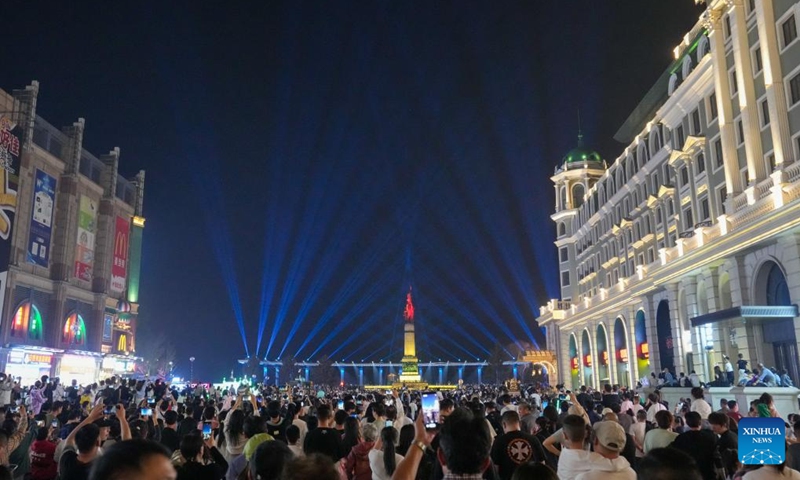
{"left": 538, "top": 0, "right": 800, "bottom": 390}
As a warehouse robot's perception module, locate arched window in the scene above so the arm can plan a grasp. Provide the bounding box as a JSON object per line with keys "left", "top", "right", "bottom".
{"left": 649, "top": 127, "right": 662, "bottom": 153}
{"left": 560, "top": 186, "right": 567, "bottom": 210}
{"left": 698, "top": 35, "right": 709, "bottom": 58}
{"left": 11, "top": 301, "right": 43, "bottom": 340}
{"left": 572, "top": 183, "right": 585, "bottom": 209}
{"left": 682, "top": 55, "right": 693, "bottom": 79}
{"left": 63, "top": 312, "right": 86, "bottom": 346}
{"left": 668, "top": 73, "right": 678, "bottom": 95}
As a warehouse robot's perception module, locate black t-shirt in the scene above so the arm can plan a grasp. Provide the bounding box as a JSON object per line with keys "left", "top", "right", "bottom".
{"left": 737, "top": 359, "right": 748, "bottom": 371}
{"left": 304, "top": 427, "right": 344, "bottom": 462}
{"left": 672, "top": 430, "right": 718, "bottom": 480}
{"left": 266, "top": 419, "right": 287, "bottom": 442}
{"left": 59, "top": 450, "right": 93, "bottom": 480}
{"left": 718, "top": 430, "right": 738, "bottom": 453}
{"left": 160, "top": 428, "right": 181, "bottom": 453}
{"left": 490, "top": 431, "right": 546, "bottom": 480}
{"left": 602, "top": 393, "right": 620, "bottom": 408}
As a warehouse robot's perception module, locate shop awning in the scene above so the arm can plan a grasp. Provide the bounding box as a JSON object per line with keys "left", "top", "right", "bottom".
{"left": 691, "top": 305, "right": 799, "bottom": 327}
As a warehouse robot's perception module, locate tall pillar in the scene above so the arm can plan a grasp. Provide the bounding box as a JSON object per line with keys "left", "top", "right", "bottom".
{"left": 707, "top": 7, "right": 745, "bottom": 198}
{"left": 731, "top": 3, "right": 766, "bottom": 183}
{"left": 755, "top": 0, "right": 794, "bottom": 167}
{"left": 608, "top": 318, "right": 618, "bottom": 386}
{"left": 478, "top": 367, "right": 483, "bottom": 385}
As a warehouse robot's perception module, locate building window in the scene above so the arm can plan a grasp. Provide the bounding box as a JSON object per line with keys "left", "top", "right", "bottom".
{"left": 719, "top": 186, "right": 728, "bottom": 214}
{"left": 10, "top": 301, "right": 43, "bottom": 340}
{"left": 714, "top": 137, "right": 724, "bottom": 168}
{"left": 560, "top": 247, "right": 569, "bottom": 263}
{"left": 691, "top": 109, "right": 701, "bottom": 135}
{"left": 684, "top": 207, "right": 694, "bottom": 230}
{"left": 724, "top": 14, "right": 732, "bottom": 40}
{"left": 782, "top": 14, "right": 798, "bottom": 49}
{"left": 656, "top": 208, "right": 663, "bottom": 224}
{"left": 680, "top": 165, "right": 689, "bottom": 187}
{"left": 761, "top": 98, "right": 771, "bottom": 127}
{"left": 668, "top": 199, "right": 675, "bottom": 216}
{"left": 63, "top": 312, "right": 87, "bottom": 346}
{"left": 747, "top": 0, "right": 756, "bottom": 15}
{"left": 790, "top": 72, "right": 800, "bottom": 106}
{"left": 648, "top": 248, "right": 655, "bottom": 264}
{"left": 700, "top": 196, "right": 710, "bottom": 221}
{"left": 730, "top": 68, "right": 738, "bottom": 97}
{"left": 752, "top": 45, "right": 763, "bottom": 75}
{"left": 696, "top": 152, "right": 706, "bottom": 174}
{"left": 561, "top": 271, "right": 570, "bottom": 287}
{"left": 708, "top": 92, "right": 718, "bottom": 121}
{"left": 736, "top": 119, "right": 745, "bottom": 146}
{"left": 675, "top": 125, "right": 685, "bottom": 149}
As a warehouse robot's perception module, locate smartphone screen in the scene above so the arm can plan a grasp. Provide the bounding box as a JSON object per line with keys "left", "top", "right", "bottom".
{"left": 104, "top": 407, "right": 114, "bottom": 415}
{"left": 51, "top": 419, "right": 59, "bottom": 428}
{"left": 541, "top": 400, "right": 549, "bottom": 410}
{"left": 421, "top": 393, "right": 440, "bottom": 429}
{"left": 140, "top": 408, "right": 153, "bottom": 416}
{"left": 337, "top": 401, "right": 344, "bottom": 410}
{"left": 385, "top": 420, "right": 393, "bottom": 428}
{"left": 36, "top": 420, "right": 45, "bottom": 427}
{"left": 147, "top": 398, "right": 155, "bottom": 405}
{"left": 202, "top": 423, "right": 212, "bottom": 439}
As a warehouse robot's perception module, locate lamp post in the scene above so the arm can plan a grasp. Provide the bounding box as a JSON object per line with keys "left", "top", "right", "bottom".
{"left": 189, "top": 357, "right": 196, "bottom": 382}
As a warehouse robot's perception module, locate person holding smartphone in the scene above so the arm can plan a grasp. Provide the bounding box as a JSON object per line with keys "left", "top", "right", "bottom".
{"left": 175, "top": 430, "right": 228, "bottom": 480}
{"left": 30, "top": 420, "right": 58, "bottom": 480}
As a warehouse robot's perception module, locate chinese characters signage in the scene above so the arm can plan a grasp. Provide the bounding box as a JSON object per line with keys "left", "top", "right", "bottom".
{"left": 74, "top": 195, "right": 97, "bottom": 281}
{"left": 27, "top": 169, "right": 56, "bottom": 267}
{"left": 110, "top": 216, "right": 129, "bottom": 293}
{"left": 0, "top": 116, "right": 21, "bottom": 274}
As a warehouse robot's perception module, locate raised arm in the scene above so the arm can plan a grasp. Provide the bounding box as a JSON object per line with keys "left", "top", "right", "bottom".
{"left": 391, "top": 412, "right": 433, "bottom": 480}
{"left": 66, "top": 405, "right": 104, "bottom": 447}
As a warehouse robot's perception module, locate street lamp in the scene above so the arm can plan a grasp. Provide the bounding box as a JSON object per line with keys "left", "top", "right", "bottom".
{"left": 189, "top": 357, "right": 196, "bottom": 382}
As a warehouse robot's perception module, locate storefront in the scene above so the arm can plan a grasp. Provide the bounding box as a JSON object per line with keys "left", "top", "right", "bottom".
{"left": 57, "top": 352, "right": 101, "bottom": 386}
{"left": 3, "top": 347, "right": 57, "bottom": 385}
{"left": 100, "top": 355, "right": 139, "bottom": 378}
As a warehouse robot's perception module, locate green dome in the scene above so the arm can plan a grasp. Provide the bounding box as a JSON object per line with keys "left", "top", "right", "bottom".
{"left": 563, "top": 146, "right": 602, "bottom": 165}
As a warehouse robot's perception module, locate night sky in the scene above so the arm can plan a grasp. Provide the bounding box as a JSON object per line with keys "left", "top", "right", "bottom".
{"left": 3, "top": 1, "right": 703, "bottom": 380}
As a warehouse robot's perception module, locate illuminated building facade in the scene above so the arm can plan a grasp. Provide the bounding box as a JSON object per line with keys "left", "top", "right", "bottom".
{"left": 0, "top": 82, "right": 145, "bottom": 385}
{"left": 539, "top": 0, "right": 800, "bottom": 390}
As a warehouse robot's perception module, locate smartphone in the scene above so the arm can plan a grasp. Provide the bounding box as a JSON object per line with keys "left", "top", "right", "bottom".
{"left": 541, "top": 401, "right": 549, "bottom": 410}
{"left": 300, "top": 401, "right": 304, "bottom": 407}
{"left": 104, "top": 406, "right": 115, "bottom": 415}
{"left": 140, "top": 408, "right": 153, "bottom": 416}
{"left": 147, "top": 398, "right": 155, "bottom": 405}
{"left": 385, "top": 420, "right": 393, "bottom": 428}
{"left": 202, "top": 422, "right": 212, "bottom": 439}
{"left": 421, "top": 393, "right": 440, "bottom": 429}
{"left": 51, "top": 419, "right": 59, "bottom": 428}
{"left": 337, "top": 400, "right": 344, "bottom": 410}
{"left": 385, "top": 390, "right": 392, "bottom": 395}
{"left": 36, "top": 420, "right": 45, "bottom": 427}
{"left": 350, "top": 413, "right": 358, "bottom": 418}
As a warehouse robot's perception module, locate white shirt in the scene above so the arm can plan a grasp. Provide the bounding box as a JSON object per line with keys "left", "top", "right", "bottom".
{"left": 288, "top": 444, "right": 304, "bottom": 457}
{"left": 646, "top": 403, "right": 666, "bottom": 424}
{"left": 690, "top": 399, "right": 712, "bottom": 420}
{"left": 293, "top": 418, "right": 308, "bottom": 447}
{"left": 368, "top": 448, "right": 404, "bottom": 480}
{"left": 558, "top": 448, "right": 596, "bottom": 480}
{"left": 629, "top": 422, "right": 647, "bottom": 458}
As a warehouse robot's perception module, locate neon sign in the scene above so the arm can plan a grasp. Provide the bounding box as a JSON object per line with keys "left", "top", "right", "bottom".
{"left": 618, "top": 348, "right": 629, "bottom": 363}
{"left": 638, "top": 343, "right": 649, "bottom": 360}
{"left": 584, "top": 354, "right": 592, "bottom": 367}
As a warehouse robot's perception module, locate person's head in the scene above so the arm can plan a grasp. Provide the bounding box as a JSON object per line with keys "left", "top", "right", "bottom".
{"left": 243, "top": 415, "right": 265, "bottom": 439}
{"left": 708, "top": 412, "right": 729, "bottom": 434}
{"left": 36, "top": 424, "right": 50, "bottom": 441}
{"left": 760, "top": 392, "right": 774, "bottom": 407}
{"left": 562, "top": 414, "right": 587, "bottom": 444}
{"left": 227, "top": 409, "right": 246, "bottom": 439}
{"left": 690, "top": 387, "right": 704, "bottom": 400}
{"left": 286, "top": 425, "right": 301, "bottom": 445}
{"left": 398, "top": 424, "right": 415, "bottom": 452}
{"left": 793, "top": 421, "right": 800, "bottom": 440}
{"left": 94, "top": 420, "right": 112, "bottom": 442}
{"left": 510, "top": 462, "right": 559, "bottom": 480}
{"left": 684, "top": 411, "right": 702, "bottom": 430}
{"left": 88, "top": 438, "right": 175, "bottom": 480}
{"left": 437, "top": 408, "right": 492, "bottom": 475}
{"left": 592, "top": 421, "right": 626, "bottom": 458}
{"left": 655, "top": 410, "right": 673, "bottom": 430}
{"left": 518, "top": 402, "right": 531, "bottom": 416}
{"left": 559, "top": 401, "right": 570, "bottom": 414}
{"left": 440, "top": 399, "right": 455, "bottom": 419}
{"left": 638, "top": 447, "right": 702, "bottom": 480}
{"left": 317, "top": 405, "right": 333, "bottom": 427}
{"left": 334, "top": 410, "right": 348, "bottom": 428}
{"left": 648, "top": 393, "right": 659, "bottom": 404}
{"left": 728, "top": 400, "right": 738, "bottom": 412}
{"left": 719, "top": 398, "right": 728, "bottom": 409}
{"left": 283, "top": 453, "right": 341, "bottom": 480}
{"left": 381, "top": 427, "right": 398, "bottom": 476}
{"left": 163, "top": 410, "right": 178, "bottom": 428}
{"left": 636, "top": 410, "right": 647, "bottom": 423}
{"left": 362, "top": 423, "right": 378, "bottom": 443}
{"left": 75, "top": 424, "right": 102, "bottom": 455}
{"left": 179, "top": 432, "right": 205, "bottom": 463}
{"left": 371, "top": 402, "right": 386, "bottom": 420}
{"left": 501, "top": 410, "right": 521, "bottom": 433}
{"left": 249, "top": 439, "right": 292, "bottom": 480}
{"left": 603, "top": 384, "right": 612, "bottom": 393}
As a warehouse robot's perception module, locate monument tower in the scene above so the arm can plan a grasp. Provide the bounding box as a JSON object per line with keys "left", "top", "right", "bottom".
{"left": 399, "top": 286, "right": 422, "bottom": 384}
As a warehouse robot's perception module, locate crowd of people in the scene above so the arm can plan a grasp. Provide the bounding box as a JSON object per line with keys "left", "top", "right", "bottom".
{"left": 642, "top": 354, "right": 795, "bottom": 389}
{"left": 0, "top": 373, "right": 795, "bottom": 480}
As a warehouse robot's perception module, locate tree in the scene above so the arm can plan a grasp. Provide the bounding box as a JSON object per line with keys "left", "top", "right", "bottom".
{"left": 136, "top": 329, "right": 177, "bottom": 379}
{"left": 314, "top": 355, "right": 340, "bottom": 386}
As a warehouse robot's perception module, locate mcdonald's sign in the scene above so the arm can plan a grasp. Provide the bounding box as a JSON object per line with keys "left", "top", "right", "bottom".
{"left": 110, "top": 216, "right": 129, "bottom": 293}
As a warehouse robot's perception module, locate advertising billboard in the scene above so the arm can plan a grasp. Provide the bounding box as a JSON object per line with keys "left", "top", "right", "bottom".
{"left": 74, "top": 195, "right": 97, "bottom": 281}
{"left": 27, "top": 169, "right": 56, "bottom": 267}
{"left": 0, "top": 116, "right": 22, "bottom": 272}
{"left": 110, "top": 216, "right": 129, "bottom": 293}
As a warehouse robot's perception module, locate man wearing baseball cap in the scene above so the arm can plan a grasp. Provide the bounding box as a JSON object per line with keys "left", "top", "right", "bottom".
{"left": 575, "top": 421, "right": 635, "bottom": 480}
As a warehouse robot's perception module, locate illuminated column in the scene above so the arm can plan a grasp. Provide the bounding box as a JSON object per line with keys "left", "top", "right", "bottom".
{"left": 275, "top": 367, "right": 279, "bottom": 386}
{"left": 755, "top": 0, "right": 794, "bottom": 167}
{"left": 707, "top": 7, "right": 744, "bottom": 198}
{"left": 304, "top": 367, "right": 309, "bottom": 382}
{"left": 340, "top": 368, "right": 345, "bottom": 385}
{"left": 358, "top": 368, "right": 363, "bottom": 386}
{"left": 378, "top": 367, "right": 383, "bottom": 385}
{"left": 730, "top": 2, "right": 766, "bottom": 183}
{"left": 438, "top": 367, "right": 443, "bottom": 385}
{"left": 477, "top": 367, "right": 483, "bottom": 384}
{"left": 458, "top": 366, "right": 463, "bottom": 381}
{"left": 513, "top": 365, "right": 518, "bottom": 380}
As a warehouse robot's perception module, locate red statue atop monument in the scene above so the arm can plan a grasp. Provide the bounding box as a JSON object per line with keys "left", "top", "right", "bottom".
{"left": 403, "top": 286, "right": 414, "bottom": 322}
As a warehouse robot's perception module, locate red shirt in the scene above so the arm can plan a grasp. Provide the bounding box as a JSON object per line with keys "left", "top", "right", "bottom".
{"left": 29, "top": 439, "right": 57, "bottom": 480}
{"left": 727, "top": 411, "right": 743, "bottom": 423}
